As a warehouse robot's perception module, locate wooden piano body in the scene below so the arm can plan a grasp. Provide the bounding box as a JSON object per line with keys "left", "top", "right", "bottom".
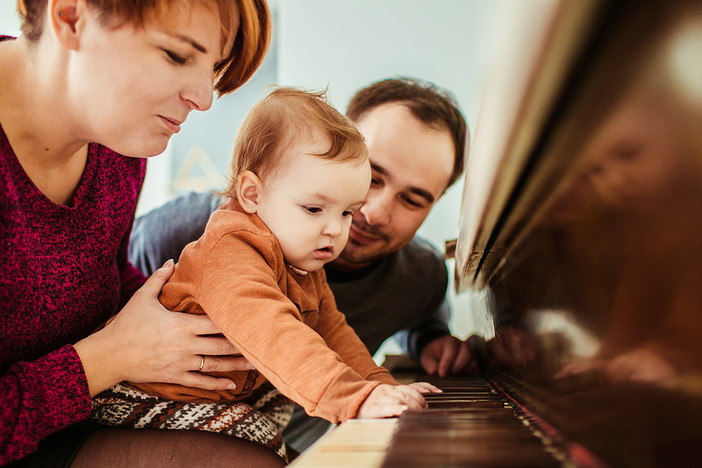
{"left": 292, "top": 0, "right": 702, "bottom": 466}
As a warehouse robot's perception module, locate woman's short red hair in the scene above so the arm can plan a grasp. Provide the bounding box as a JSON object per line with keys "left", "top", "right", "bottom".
{"left": 16, "top": 0, "right": 270, "bottom": 95}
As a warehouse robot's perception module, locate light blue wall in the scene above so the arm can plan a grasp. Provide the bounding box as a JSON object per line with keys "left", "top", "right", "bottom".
{"left": 0, "top": 3, "right": 21, "bottom": 36}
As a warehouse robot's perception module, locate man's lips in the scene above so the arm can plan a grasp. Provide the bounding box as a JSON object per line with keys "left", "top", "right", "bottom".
{"left": 159, "top": 116, "right": 182, "bottom": 133}
{"left": 349, "top": 225, "right": 380, "bottom": 244}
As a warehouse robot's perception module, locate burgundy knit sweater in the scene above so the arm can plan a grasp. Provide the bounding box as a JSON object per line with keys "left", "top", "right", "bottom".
{"left": 0, "top": 121, "right": 147, "bottom": 463}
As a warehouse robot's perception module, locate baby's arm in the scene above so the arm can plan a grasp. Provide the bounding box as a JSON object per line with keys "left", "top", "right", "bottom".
{"left": 356, "top": 382, "right": 441, "bottom": 419}
{"left": 198, "top": 232, "right": 393, "bottom": 422}
{"left": 315, "top": 283, "right": 397, "bottom": 384}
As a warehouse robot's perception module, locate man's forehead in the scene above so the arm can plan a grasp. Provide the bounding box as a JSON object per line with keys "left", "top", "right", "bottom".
{"left": 359, "top": 105, "right": 454, "bottom": 198}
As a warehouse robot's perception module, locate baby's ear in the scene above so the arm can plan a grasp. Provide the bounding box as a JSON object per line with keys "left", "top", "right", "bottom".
{"left": 237, "top": 170, "right": 262, "bottom": 213}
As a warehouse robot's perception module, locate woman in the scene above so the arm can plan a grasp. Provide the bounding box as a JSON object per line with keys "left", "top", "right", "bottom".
{"left": 0, "top": 0, "right": 282, "bottom": 466}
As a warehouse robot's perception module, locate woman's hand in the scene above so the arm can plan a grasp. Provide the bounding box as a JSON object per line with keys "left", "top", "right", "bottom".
{"left": 355, "top": 383, "right": 431, "bottom": 419}
{"left": 74, "top": 260, "right": 252, "bottom": 396}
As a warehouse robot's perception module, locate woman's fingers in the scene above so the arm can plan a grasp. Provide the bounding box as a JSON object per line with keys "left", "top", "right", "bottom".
{"left": 177, "top": 372, "right": 239, "bottom": 391}
{"left": 190, "top": 332, "right": 239, "bottom": 355}
{"left": 135, "top": 259, "right": 175, "bottom": 298}
{"left": 197, "top": 355, "right": 255, "bottom": 373}
{"left": 181, "top": 312, "right": 236, "bottom": 337}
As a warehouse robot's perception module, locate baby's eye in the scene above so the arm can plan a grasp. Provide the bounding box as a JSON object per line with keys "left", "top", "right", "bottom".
{"left": 342, "top": 210, "right": 354, "bottom": 217}
{"left": 304, "top": 206, "right": 322, "bottom": 214}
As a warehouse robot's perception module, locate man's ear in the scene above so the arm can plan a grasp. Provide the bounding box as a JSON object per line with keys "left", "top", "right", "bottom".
{"left": 237, "top": 170, "right": 263, "bottom": 213}
{"left": 49, "top": 0, "right": 84, "bottom": 50}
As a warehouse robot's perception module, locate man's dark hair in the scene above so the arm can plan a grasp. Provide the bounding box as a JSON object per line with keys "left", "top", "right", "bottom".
{"left": 346, "top": 77, "right": 468, "bottom": 189}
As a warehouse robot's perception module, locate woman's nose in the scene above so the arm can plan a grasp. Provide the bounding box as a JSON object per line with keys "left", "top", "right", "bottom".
{"left": 181, "top": 72, "right": 214, "bottom": 111}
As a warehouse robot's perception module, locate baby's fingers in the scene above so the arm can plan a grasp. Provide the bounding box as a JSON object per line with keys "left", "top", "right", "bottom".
{"left": 409, "top": 382, "right": 442, "bottom": 393}
{"left": 387, "top": 386, "right": 424, "bottom": 410}
{"left": 358, "top": 403, "right": 408, "bottom": 419}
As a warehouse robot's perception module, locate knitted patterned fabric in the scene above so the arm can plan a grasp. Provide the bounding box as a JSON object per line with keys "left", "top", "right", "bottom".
{"left": 92, "top": 383, "right": 293, "bottom": 460}
{"left": 0, "top": 117, "right": 147, "bottom": 464}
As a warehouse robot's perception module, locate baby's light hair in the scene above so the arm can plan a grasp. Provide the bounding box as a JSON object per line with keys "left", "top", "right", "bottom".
{"left": 223, "top": 87, "right": 368, "bottom": 199}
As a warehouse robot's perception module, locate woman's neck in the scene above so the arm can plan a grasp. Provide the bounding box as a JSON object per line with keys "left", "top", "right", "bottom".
{"left": 0, "top": 37, "right": 90, "bottom": 205}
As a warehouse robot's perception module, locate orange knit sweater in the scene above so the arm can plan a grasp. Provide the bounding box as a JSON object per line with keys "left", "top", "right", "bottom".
{"left": 132, "top": 198, "right": 397, "bottom": 423}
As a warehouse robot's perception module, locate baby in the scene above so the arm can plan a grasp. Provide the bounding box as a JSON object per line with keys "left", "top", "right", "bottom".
{"left": 93, "top": 88, "right": 437, "bottom": 459}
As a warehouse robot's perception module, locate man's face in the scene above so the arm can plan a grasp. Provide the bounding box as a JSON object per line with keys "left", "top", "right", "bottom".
{"left": 332, "top": 103, "right": 455, "bottom": 270}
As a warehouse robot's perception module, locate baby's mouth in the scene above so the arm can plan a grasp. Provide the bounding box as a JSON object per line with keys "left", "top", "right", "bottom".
{"left": 314, "top": 246, "right": 334, "bottom": 259}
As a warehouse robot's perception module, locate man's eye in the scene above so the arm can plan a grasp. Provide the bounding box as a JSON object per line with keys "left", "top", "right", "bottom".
{"left": 304, "top": 206, "right": 322, "bottom": 214}
{"left": 164, "top": 49, "right": 187, "bottom": 65}
{"left": 370, "top": 177, "right": 381, "bottom": 186}
{"left": 402, "top": 196, "right": 423, "bottom": 208}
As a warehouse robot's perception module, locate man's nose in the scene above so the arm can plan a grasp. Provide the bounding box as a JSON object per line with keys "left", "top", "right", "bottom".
{"left": 358, "top": 191, "right": 391, "bottom": 227}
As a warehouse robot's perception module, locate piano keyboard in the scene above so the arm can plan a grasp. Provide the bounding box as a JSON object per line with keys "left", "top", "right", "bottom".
{"left": 290, "top": 375, "right": 570, "bottom": 467}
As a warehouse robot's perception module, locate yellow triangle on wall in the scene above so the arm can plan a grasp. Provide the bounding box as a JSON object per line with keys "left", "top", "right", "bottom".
{"left": 170, "top": 146, "right": 225, "bottom": 193}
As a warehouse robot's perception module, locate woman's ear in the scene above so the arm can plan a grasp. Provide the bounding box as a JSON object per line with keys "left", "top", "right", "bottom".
{"left": 237, "top": 170, "right": 263, "bottom": 213}
{"left": 49, "top": 0, "right": 83, "bottom": 50}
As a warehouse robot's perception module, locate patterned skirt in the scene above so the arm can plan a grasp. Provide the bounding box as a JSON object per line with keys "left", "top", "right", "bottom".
{"left": 91, "top": 382, "right": 294, "bottom": 460}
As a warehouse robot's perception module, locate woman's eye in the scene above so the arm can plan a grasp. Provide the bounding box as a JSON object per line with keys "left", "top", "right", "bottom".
{"left": 304, "top": 206, "right": 322, "bottom": 214}
{"left": 164, "top": 50, "right": 187, "bottom": 65}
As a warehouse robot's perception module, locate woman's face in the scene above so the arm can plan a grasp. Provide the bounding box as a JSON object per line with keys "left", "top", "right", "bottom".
{"left": 69, "top": 1, "right": 238, "bottom": 157}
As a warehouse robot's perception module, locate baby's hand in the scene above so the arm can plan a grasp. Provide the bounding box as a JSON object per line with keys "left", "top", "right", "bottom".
{"left": 356, "top": 383, "right": 430, "bottom": 419}
{"left": 407, "top": 381, "right": 442, "bottom": 394}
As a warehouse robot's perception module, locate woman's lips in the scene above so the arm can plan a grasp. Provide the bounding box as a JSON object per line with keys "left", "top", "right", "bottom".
{"left": 160, "top": 116, "right": 182, "bottom": 134}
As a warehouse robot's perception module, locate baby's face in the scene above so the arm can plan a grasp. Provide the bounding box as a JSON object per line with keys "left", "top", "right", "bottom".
{"left": 255, "top": 141, "right": 371, "bottom": 272}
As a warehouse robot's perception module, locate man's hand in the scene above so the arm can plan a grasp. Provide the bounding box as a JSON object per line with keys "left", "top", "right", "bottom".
{"left": 419, "top": 335, "right": 480, "bottom": 377}
{"left": 486, "top": 326, "right": 538, "bottom": 370}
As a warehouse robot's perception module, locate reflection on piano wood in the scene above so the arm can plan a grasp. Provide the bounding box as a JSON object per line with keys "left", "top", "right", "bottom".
{"left": 291, "top": 373, "right": 606, "bottom": 467}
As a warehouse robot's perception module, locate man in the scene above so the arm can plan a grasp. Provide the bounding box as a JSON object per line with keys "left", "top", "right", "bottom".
{"left": 129, "top": 77, "right": 478, "bottom": 452}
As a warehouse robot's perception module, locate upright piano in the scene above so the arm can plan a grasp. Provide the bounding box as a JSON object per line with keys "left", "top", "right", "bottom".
{"left": 291, "top": 0, "right": 702, "bottom": 466}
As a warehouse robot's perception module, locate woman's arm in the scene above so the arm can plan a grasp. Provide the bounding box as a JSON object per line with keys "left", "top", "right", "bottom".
{"left": 1, "top": 262, "right": 250, "bottom": 464}
{"left": 0, "top": 345, "right": 91, "bottom": 464}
